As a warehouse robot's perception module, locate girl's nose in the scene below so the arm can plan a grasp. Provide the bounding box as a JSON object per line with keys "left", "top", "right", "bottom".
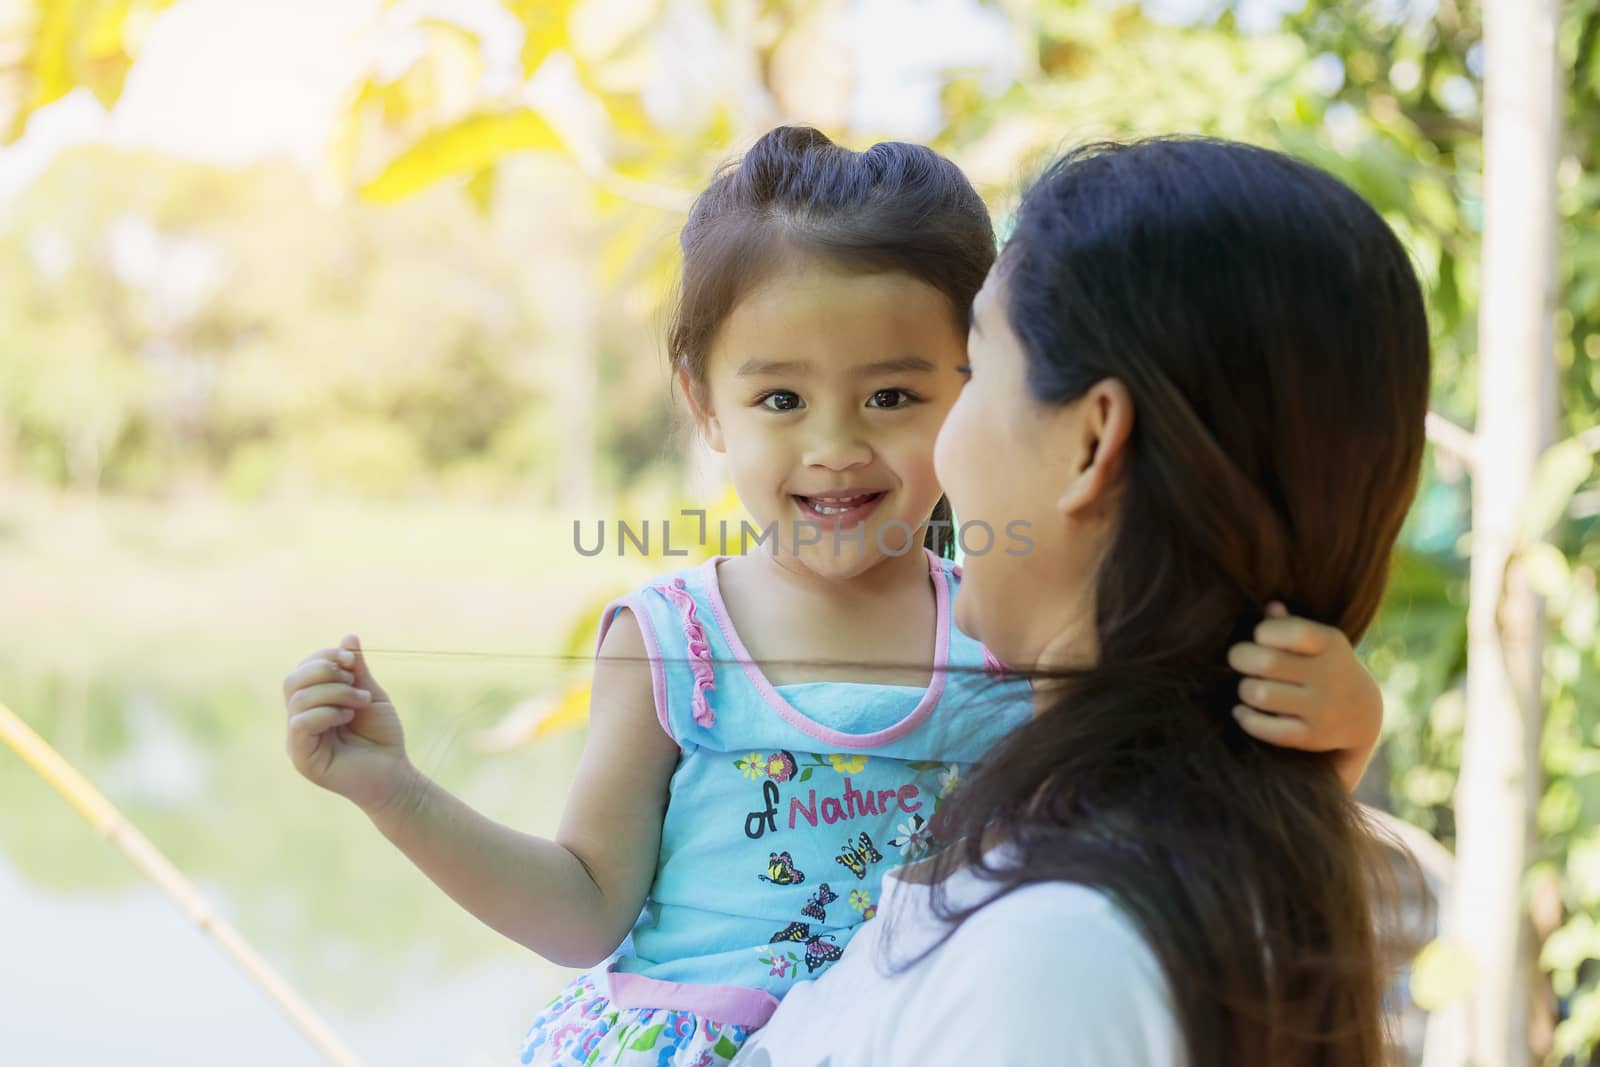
{"left": 802, "top": 418, "right": 872, "bottom": 471}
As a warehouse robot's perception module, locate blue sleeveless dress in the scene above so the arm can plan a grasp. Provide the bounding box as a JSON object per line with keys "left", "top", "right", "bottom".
{"left": 520, "top": 550, "right": 1030, "bottom": 1066}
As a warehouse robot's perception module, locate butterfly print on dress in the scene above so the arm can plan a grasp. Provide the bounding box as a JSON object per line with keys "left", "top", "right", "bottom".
{"left": 759, "top": 851, "right": 806, "bottom": 886}
{"left": 801, "top": 883, "right": 838, "bottom": 922}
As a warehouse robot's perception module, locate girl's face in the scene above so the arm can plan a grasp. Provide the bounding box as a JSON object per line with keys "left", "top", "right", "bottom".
{"left": 689, "top": 258, "right": 969, "bottom": 583}
{"left": 935, "top": 269, "right": 1124, "bottom": 670}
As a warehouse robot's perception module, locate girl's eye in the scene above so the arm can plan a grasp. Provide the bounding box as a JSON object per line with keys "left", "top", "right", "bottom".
{"left": 759, "top": 391, "right": 804, "bottom": 412}
{"left": 955, "top": 364, "right": 972, "bottom": 378}
{"left": 867, "top": 389, "right": 919, "bottom": 409}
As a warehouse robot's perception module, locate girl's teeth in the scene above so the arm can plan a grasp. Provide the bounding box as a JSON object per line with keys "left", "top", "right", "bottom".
{"left": 807, "top": 494, "right": 873, "bottom": 515}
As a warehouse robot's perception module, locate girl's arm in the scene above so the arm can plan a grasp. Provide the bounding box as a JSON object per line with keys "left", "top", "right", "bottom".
{"left": 1226, "top": 602, "right": 1384, "bottom": 792}
{"left": 284, "top": 612, "right": 679, "bottom": 967}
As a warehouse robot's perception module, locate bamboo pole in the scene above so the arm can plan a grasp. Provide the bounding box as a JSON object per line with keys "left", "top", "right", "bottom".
{"left": 1450, "top": 0, "right": 1562, "bottom": 1062}
{"left": 0, "top": 702, "right": 369, "bottom": 1067}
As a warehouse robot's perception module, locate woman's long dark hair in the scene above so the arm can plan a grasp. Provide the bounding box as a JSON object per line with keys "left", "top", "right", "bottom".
{"left": 667, "top": 126, "right": 996, "bottom": 557}
{"left": 933, "top": 139, "right": 1431, "bottom": 1066}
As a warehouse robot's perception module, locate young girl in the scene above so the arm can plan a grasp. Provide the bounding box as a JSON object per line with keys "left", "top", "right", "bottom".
{"left": 280, "top": 127, "right": 1384, "bottom": 1067}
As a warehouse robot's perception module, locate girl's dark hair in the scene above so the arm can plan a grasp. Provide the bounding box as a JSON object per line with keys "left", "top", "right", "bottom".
{"left": 934, "top": 139, "right": 1431, "bottom": 1066}
{"left": 668, "top": 126, "right": 995, "bottom": 557}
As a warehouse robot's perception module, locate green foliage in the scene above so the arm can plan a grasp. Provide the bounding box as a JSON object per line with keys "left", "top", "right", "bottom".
{"left": 0, "top": 149, "right": 644, "bottom": 499}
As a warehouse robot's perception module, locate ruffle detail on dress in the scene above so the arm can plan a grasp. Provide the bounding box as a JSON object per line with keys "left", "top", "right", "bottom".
{"left": 657, "top": 577, "right": 717, "bottom": 728}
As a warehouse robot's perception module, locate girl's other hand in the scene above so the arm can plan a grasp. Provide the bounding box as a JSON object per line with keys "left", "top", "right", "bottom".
{"left": 1226, "top": 603, "right": 1383, "bottom": 792}
{"left": 281, "top": 634, "right": 416, "bottom": 814}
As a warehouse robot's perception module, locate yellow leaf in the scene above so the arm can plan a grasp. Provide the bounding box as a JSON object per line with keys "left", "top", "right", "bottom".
{"left": 1521, "top": 541, "right": 1572, "bottom": 601}
{"left": 510, "top": 0, "right": 580, "bottom": 75}
{"left": 27, "top": 0, "right": 74, "bottom": 113}
{"left": 1520, "top": 436, "right": 1594, "bottom": 544}
{"left": 1408, "top": 938, "right": 1476, "bottom": 1011}
{"left": 465, "top": 166, "right": 495, "bottom": 216}
{"left": 472, "top": 681, "right": 592, "bottom": 753}
{"left": 538, "top": 682, "right": 593, "bottom": 736}
{"left": 86, "top": 0, "right": 132, "bottom": 57}
{"left": 593, "top": 88, "right": 657, "bottom": 142}
{"left": 6, "top": 0, "right": 177, "bottom": 143}
{"left": 360, "top": 110, "right": 565, "bottom": 202}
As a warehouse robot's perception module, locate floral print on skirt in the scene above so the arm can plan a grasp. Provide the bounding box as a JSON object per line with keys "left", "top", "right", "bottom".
{"left": 520, "top": 972, "right": 754, "bottom": 1067}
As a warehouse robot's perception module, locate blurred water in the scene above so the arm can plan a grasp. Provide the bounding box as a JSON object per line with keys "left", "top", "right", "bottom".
{"left": 0, "top": 852, "right": 572, "bottom": 1066}
{"left": 0, "top": 674, "right": 587, "bottom": 1066}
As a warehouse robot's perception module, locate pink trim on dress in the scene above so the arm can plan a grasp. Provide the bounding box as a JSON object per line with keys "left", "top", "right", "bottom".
{"left": 595, "top": 595, "right": 678, "bottom": 747}
{"left": 606, "top": 967, "right": 780, "bottom": 1029}
{"left": 654, "top": 577, "right": 718, "bottom": 728}
{"left": 981, "top": 646, "right": 1008, "bottom": 676}
{"left": 700, "top": 548, "right": 951, "bottom": 748}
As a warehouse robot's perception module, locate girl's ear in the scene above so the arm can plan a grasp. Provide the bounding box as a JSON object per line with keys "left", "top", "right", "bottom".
{"left": 1057, "top": 378, "right": 1134, "bottom": 517}
{"left": 678, "top": 370, "right": 726, "bottom": 453}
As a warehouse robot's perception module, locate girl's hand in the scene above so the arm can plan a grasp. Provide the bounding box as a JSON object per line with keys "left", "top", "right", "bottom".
{"left": 281, "top": 634, "right": 415, "bottom": 814}
{"left": 1226, "top": 603, "right": 1382, "bottom": 792}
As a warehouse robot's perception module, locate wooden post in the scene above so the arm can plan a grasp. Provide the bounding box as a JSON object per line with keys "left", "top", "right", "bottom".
{"left": 1450, "top": 0, "right": 1561, "bottom": 1063}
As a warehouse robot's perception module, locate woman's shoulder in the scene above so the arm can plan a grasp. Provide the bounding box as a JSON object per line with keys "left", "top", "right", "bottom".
{"left": 898, "top": 862, "right": 1154, "bottom": 965}
{"left": 899, "top": 877, "right": 1180, "bottom": 1064}
{"left": 943, "top": 879, "right": 1156, "bottom": 969}
{"left": 736, "top": 874, "right": 1181, "bottom": 1067}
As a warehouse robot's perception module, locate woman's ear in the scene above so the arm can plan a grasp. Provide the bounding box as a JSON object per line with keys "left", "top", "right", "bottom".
{"left": 1057, "top": 379, "right": 1134, "bottom": 517}
{"left": 678, "top": 370, "right": 726, "bottom": 453}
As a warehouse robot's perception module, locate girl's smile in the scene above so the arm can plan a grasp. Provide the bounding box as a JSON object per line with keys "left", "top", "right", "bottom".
{"left": 792, "top": 490, "right": 887, "bottom": 527}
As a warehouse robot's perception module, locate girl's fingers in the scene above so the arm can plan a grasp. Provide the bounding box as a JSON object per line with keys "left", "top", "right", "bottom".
{"left": 1253, "top": 615, "right": 1335, "bottom": 656}
{"left": 1232, "top": 705, "right": 1315, "bottom": 750}
{"left": 1237, "top": 677, "right": 1311, "bottom": 717}
{"left": 296, "top": 647, "right": 354, "bottom": 673}
{"left": 282, "top": 659, "right": 355, "bottom": 700}
{"left": 1228, "top": 642, "right": 1312, "bottom": 685}
{"left": 340, "top": 634, "right": 388, "bottom": 702}
{"left": 287, "top": 705, "right": 356, "bottom": 753}
{"left": 287, "top": 682, "right": 372, "bottom": 716}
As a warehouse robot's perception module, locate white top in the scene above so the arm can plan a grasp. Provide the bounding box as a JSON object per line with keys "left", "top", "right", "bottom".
{"left": 731, "top": 859, "right": 1183, "bottom": 1067}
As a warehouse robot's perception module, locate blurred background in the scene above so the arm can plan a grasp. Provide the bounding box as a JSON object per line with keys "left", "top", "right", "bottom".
{"left": 0, "top": 0, "right": 1594, "bottom": 1064}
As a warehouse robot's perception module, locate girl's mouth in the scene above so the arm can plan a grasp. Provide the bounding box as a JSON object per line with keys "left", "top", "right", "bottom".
{"left": 792, "top": 491, "right": 887, "bottom": 528}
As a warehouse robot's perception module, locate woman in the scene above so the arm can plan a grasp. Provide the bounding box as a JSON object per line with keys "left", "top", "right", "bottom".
{"left": 731, "top": 137, "right": 1431, "bottom": 1066}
